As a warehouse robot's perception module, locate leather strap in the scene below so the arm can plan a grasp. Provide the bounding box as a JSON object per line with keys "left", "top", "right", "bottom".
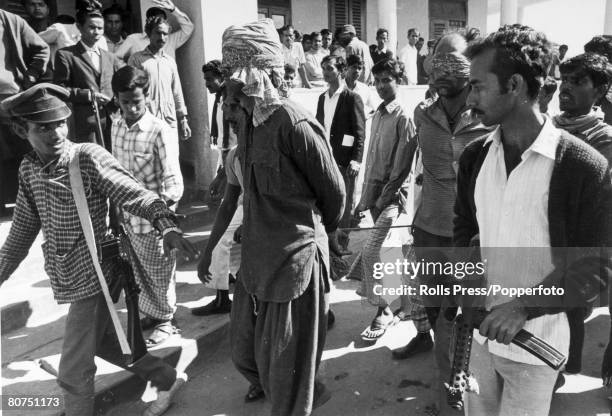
{"left": 68, "top": 145, "right": 132, "bottom": 360}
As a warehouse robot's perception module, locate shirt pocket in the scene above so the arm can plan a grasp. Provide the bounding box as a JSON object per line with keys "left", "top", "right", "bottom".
{"left": 250, "top": 148, "right": 281, "bottom": 196}
{"left": 133, "top": 152, "right": 154, "bottom": 181}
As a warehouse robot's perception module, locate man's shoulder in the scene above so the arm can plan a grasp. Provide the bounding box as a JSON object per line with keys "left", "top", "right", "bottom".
{"left": 415, "top": 97, "right": 437, "bottom": 113}
{"left": 558, "top": 130, "right": 608, "bottom": 172}
{"left": 57, "top": 43, "right": 79, "bottom": 55}
{"left": 459, "top": 136, "right": 490, "bottom": 164}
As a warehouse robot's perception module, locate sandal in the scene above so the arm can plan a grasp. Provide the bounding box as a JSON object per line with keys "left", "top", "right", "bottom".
{"left": 360, "top": 315, "right": 395, "bottom": 342}
{"left": 146, "top": 321, "right": 180, "bottom": 348}
{"left": 244, "top": 384, "right": 265, "bottom": 402}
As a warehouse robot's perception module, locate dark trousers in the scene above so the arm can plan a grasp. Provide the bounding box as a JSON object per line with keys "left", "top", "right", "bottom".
{"left": 58, "top": 293, "right": 176, "bottom": 416}
{"left": 230, "top": 254, "right": 329, "bottom": 416}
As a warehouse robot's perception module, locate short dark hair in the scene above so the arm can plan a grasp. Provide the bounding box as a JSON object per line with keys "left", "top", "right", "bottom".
{"left": 55, "top": 14, "right": 75, "bottom": 24}
{"left": 346, "top": 54, "right": 364, "bottom": 67}
{"left": 75, "top": 0, "right": 103, "bottom": 25}
{"left": 302, "top": 34, "right": 312, "bottom": 42}
{"left": 284, "top": 63, "right": 296, "bottom": 74}
{"left": 465, "top": 24, "right": 552, "bottom": 99}
{"left": 279, "top": 25, "right": 294, "bottom": 35}
{"left": 541, "top": 76, "right": 557, "bottom": 95}
{"left": 371, "top": 58, "right": 403, "bottom": 81}
{"left": 103, "top": 4, "right": 123, "bottom": 18}
{"left": 376, "top": 28, "right": 388, "bottom": 39}
{"left": 559, "top": 44, "right": 568, "bottom": 51}
{"left": 321, "top": 28, "right": 332, "bottom": 37}
{"left": 144, "top": 15, "right": 168, "bottom": 37}
{"left": 112, "top": 65, "right": 150, "bottom": 96}
{"left": 584, "top": 35, "right": 612, "bottom": 62}
{"left": 321, "top": 54, "right": 347, "bottom": 72}
{"left": 202, "top": 60, "right": 223, "bottom": 78}
{"left": 560, "top": 53, "right": 612, "bottom": 90}
{"left": 22, "top": 0, "right": 50, "bottom": 6}
{"left": 465, "top": 27, "right": 481, "bottom": 43}
{"left": 145, "top": 6, "right": 166, "bottom": 19}
{"left": 310, "top": 31, "right": 321, "bottom": 40}
{"left": 408, "top": 28, "right": 419, "bottom": 36}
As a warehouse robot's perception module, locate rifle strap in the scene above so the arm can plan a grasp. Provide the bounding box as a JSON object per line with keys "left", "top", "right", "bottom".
{"left": 68, "top": 145, "right": 132, "bottom": 359}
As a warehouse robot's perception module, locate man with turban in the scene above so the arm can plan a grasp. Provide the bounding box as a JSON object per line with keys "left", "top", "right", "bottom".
{"left": 217, "top": 18, "right": 345, "bottom": 416}
{"left": 394, "top": 32, "right": 493, "bottom": 411}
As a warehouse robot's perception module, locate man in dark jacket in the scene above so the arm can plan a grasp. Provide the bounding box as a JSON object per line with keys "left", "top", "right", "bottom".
{"left": 454, "top": 25, "right": 612, "bottom": 416}
{"left": 54, "top": 3, "right": 122, "bottom": 149}
{"left": 316, "top": 54, "right": 365, "bottom": 245}
{"left": 0, "top": 9, "right": 49, "bottom": 215}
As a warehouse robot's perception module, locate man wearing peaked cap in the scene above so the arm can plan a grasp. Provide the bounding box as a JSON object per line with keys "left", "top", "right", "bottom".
{"left": 0, "top": 83, "right": 197, "bottom": 416}
{"left": 221, "top": 18, "right": 345, "bottom": 415}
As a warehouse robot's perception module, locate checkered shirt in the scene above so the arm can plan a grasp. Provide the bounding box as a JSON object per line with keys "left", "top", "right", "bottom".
{"left": 112, "top": 112, "right": 183, "bottom": 234}
{"left": 0, "top": 142, "right": 177, "bottom": 304}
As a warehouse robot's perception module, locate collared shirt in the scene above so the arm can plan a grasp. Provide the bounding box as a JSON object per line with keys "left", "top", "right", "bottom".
{"left": 0, "top": 142, "right": 176, "bottom": 303}
{"left": 473, "top": 119, "right": 570, "bottom": 365}
{"left": 304, "top": 48, "right": 329, "bottom": 86}
{"left": 413, "top": 98, "right": 493, "bottom": 237}
{"left": 360, "top": 99, "right": 416, "bottom": 210}
{"left": 398, "top": 44, "right": 418, "bottom": 85}
{"left": 80, "top": 40, "right": 100, "bottom": 72}
{"left": 282, "top": 42, "right": 306, "bottom": 87}
{"left": 240, "top": 100, "right": 345, "bottom": 302}
{"left": 113, "top": 6, "right": 193, "bottom": 61}
{"left": 323, "top": 82, "right": 345, "bottom": 139}
{"left": 104, "top": 34, "right": 125, "bottom": 54}
{"left": 345, "top": 38, "right": 373, "bottom": 83}
{"left": 128, "top": 48, "right": 187, "bottom": 128}
{"left": 112, "top": 111, "right": 183, "bottom": 233}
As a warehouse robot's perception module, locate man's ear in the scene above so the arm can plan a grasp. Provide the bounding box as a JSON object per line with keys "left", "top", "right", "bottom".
{"left": 10, "top": 119, "right": 28, "bottom": 140}
{"left": 508, "top": 73, "right": 525, "bottom": 96}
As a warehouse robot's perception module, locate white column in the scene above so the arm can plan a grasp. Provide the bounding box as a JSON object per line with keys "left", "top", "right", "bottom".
{"left": 378, "top": 0, "right": 398, "bottom": 54}
{"left": 605, "top": 0, "right": 612, "bottom": 34}
{"left": 500, "top": 0, "right": 519, "bottom": 25}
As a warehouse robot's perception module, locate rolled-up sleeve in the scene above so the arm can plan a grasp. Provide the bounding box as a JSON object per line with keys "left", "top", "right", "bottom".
{"left": 156, "top": 124, "right": 184, "bottom": 203}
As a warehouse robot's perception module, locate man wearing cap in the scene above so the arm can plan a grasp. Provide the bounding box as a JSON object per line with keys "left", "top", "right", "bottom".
{"left": 0, "top": 83, "right": 197, "bottom": 416}
{"left": 340, "top": 24, "right": 373, "bottom": 84}
{"left": 113, "top": 0, "right": 193, "bottom": 62}
{"left": 0, "top": 8, "right": 49, "bottom": 215}
{"left": 222, "top": 19, "right": 345, "bottom": 416}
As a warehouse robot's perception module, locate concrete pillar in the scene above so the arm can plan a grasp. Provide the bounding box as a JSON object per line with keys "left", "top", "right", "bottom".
{"left": 162, "top": 0, "right": 257, "bottom": 195}
{"left": 500, "top": 0, "right": 518, "bottom": 25}
{"left": 467, "top": 0, "right": 488, "bottom": 36}
{"left": 378, "top": 0, "right": 398, "bottom": 53}
{"left": 605, "top": 0, "right": 612, "bottom": 34}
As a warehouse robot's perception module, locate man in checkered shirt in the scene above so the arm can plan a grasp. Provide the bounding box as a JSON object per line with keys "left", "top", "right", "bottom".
{"left": 0, "top": 83, "right": 196, "bottom": 416}
{"left": 111, "top": 65, "right": 184, "bottom": 347}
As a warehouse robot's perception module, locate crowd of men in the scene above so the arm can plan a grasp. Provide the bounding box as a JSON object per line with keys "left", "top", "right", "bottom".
{"left": 1, "top": 1, "right": 612, "bottom": 415}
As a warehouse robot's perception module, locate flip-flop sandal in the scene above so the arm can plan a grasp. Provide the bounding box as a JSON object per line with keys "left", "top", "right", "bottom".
{"left": 244, "top": 384, "right": 265, "bottom": 402}
{"left": 146, "top": 322, "right": 180, "bottom": 348}
{"left": 360, "top": 317, "right": 395, "bottom": 342}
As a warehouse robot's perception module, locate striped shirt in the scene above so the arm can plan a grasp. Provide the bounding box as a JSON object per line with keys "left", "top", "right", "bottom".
{"left": 473, "top": 120, "right": 570, "bottom": 365}
{"left": 112, "top": 111, "right": 184, "bottom": 233}
{"left": 413, "top": 98, "right": 492, "bottom": 237}
{"left": 0, "top": 142, "right": 177, "bottom": 304}
{"left": 128, "top": 48, "right": 187, "bottom": 128}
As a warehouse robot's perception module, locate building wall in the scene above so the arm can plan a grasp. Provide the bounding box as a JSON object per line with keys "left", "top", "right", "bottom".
{"left": 396, "top": 0, "right": 429, "bottom": 48}
{"left": 467, "top": 0, "right": 487, "bottom": 34}
{"left": 291, "top": 0, "right": 329, "bottom": 33}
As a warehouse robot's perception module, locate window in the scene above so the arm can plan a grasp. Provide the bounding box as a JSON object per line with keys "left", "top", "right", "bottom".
{"left": 330, "top": 0, "right": 366, "bottom": 39}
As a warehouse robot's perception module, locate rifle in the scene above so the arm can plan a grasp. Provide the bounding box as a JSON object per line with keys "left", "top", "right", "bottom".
{"left": 91, "top": 90, "right": 105, "bottom": 148}
{"left": 445, "top": 308, "right": 567, "bottom": 411}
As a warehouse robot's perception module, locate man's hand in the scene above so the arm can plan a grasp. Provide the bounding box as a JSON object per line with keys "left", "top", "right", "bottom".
{"left": 233, "top": 225, "right": 242, "bottom": 243}
{"left": 94, "top": 92, "right": 111, "bottom": 105}
{"left": 22, "top": 74, "right": 37, "bottom": 89}
{"left": 196, "top": 249, "right": 213, "bottom": 284}
{"left": 151, "top": 0, "right": 176, "bottom": 12}
{"left": 180, "top": 118, "right": 191, "bottom": 141}
{"left": 479, "top": 299, "right": 528, "bottom": 345}
{"left": 162, "top": 231, "right": 198, "bottom": 260}
{"left": 348, "top": 161, "right": 360, "bottom": 178}
{"left": 209, "top": 170, "right": 226, "bottom": 201}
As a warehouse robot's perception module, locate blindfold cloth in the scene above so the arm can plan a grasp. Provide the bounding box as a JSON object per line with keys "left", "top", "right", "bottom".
{"left": 222, "top": 19, "right": 285, "bottom": 126}
{"left": 431, "top": 52, "right": 470, "bottom": 78}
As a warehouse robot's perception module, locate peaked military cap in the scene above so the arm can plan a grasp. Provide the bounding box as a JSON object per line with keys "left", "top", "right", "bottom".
{"left": 0, "top": 83, "right": 72, "bottom": 123}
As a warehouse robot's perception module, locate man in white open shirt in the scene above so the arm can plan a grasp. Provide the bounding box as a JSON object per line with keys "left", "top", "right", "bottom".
{"left": 454, "top": 25, "right": 612, "bottom": 416}
{"left": 398, "top": 28, "right": 420, "bottom": 85}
